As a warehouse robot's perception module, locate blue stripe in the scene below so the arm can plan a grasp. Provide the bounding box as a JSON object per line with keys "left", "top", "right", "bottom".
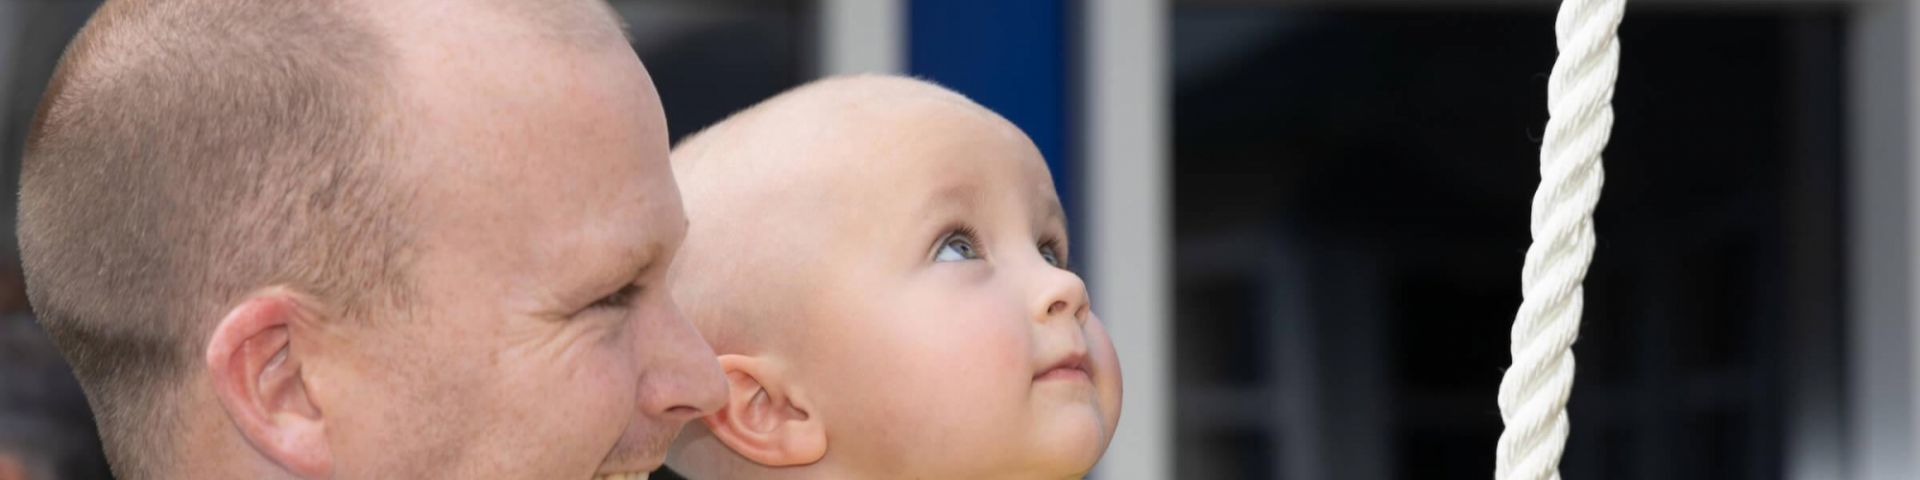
{"left": 908, "top": 0, "right": 1075, "bottom": 222}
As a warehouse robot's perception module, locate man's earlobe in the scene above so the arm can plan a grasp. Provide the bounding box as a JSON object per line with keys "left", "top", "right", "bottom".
{"left": 703, "top": 354, "right": 826, "bottom": 467}
{"left": 206, "top": 288, "right": 331, "bottom": 478}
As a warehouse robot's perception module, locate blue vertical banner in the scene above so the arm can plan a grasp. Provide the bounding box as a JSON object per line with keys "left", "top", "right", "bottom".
{"left": 908, "top": 0, "right": 1075, "bottom": 228}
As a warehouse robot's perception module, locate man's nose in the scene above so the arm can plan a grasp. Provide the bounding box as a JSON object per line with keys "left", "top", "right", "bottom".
{"left": 634, "top": 299, "right": 727, "bottom": 422}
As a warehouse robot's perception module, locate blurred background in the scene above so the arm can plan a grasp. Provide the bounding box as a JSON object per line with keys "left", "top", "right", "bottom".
{"left": 1, "top": 0, "right": 1913, "bottom": 478}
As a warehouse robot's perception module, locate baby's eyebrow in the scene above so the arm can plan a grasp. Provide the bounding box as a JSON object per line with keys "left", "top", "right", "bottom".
{"left": 920, "top": 183, "right": 984, "bottom": 215}
{"left": 1040, "top": 199, "right": 1066, "bottom": 228}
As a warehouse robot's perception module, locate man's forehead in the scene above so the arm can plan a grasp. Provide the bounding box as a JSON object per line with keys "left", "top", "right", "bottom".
{"left": 365, "top": 0, "right": 627, "bottom": 48}
{"left": 404, "top": 168, "right": 681, "bottom": 318}
{"left": 381, "top": 33, "right": 674, "bottom": 293}
{"left": 384, "top": 33, "right": 664, "bottom": 187}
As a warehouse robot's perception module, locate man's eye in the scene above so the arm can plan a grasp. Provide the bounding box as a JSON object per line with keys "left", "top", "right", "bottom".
{"left": 589, "top": 284, "right": 640, "bottom": 310}
{"left": 1039, "top": 243, "right": 1065, "bottom": 268}
{"left": 934, "top": 230, "right": 983, "bottom": 262}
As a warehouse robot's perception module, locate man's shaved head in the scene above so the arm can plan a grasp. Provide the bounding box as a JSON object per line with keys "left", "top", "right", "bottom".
{"left": 18, "top": 0, "right": 625, "bottom": 476}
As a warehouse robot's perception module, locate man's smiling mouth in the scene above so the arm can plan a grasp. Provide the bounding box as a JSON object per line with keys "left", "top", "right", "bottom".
{"left": 594, "top": 473, "right": 650, "bottom": 480}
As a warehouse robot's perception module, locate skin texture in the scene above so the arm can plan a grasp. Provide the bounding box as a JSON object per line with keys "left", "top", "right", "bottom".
{"left": 666, "top": 76, "right": 1123, "bottom": 480}
{"left": 157, "top": 1, "right": 727, "bottom": 478}
{"left": 286, "top": 3, "right": 726, "bottom": 478}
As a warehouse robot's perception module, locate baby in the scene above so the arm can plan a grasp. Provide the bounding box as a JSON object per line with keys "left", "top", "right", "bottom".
{"left": 662, "top": 75, "right": 1123, "bottom": 479}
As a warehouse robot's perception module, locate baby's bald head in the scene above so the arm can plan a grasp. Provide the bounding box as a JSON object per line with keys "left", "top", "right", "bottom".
{"left": 671, "top": 75, "right": 990, "bottom": 172}
{"left": 668, "top": 75, "right": 1021, "bottom": 352}
{"left": 665, "top": 76, "right": 1117, "bottom": 479}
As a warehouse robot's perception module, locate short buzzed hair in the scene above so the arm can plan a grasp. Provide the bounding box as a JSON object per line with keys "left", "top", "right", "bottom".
{"left": 22, "top": 0, "right": 631, "bottom": 473}
{"left": 18, "top": 0, "right": 405, "bottom": 475}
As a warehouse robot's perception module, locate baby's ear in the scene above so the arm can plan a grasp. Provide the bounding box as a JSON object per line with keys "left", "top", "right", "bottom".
{"left": 704, "top": 354, "right": 827, "bottom": 467}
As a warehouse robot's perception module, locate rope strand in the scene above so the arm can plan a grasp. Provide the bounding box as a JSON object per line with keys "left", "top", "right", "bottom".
{"left": 1496, "top": 0, "right": 1621, "bottom": 479}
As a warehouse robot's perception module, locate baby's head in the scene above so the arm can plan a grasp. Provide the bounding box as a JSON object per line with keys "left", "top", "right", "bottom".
{"left": 665, "top": 75, "right": 1122, "bottom": 479}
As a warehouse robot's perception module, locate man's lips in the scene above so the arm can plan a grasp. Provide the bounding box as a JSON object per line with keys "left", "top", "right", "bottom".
{"left": 1035, "top": 352, "right": 1091, "bottom": 382}
{"left": 593, "top": 473, "right": 650, "bottom": 480}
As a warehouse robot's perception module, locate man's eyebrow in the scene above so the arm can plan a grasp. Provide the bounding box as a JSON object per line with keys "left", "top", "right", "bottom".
{"left": 590, "top": 238, "right": 662, "bottom": 296}
{"left": 633, "top": 239, "right": 667, "bottom": 277}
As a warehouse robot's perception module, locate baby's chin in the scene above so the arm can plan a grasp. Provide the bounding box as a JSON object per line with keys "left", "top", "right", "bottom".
{"left": 1025, "top": 400, "right": 1115, "bottom": 474}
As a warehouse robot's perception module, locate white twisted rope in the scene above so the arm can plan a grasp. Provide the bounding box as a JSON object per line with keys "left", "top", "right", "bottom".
{"left": 1495, "top": 0, "right": 1621, "bottom": 479}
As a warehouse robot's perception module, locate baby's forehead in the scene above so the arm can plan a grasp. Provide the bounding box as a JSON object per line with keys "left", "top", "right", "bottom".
{"left": 734, "top": 98, "right": 1030, "bottom": 185}
{"left": 829, "top": 120, "right": 1047, "bottom": 204}
{"left": 677, "top": 76, "right": 1061, "bottom": 236}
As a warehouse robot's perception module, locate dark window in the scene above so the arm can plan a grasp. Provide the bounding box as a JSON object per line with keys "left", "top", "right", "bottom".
{"left": 1172, "top": 7, "right": 1846, "bottom": 479}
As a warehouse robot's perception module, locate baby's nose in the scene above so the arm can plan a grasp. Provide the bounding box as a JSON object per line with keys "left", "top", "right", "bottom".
{"left": 1047, "top": 299, "right": 1072, "bottom": 316}
{"left": 1033, "top": 267, "right": 1091, "bottom": 325}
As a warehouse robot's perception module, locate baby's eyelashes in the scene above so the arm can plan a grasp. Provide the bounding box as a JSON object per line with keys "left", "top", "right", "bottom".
{"left": 1038, "top": 241, "right": 1067, "bottom": 269}
{"left": 933, "top": 228, "right": 984, "bottom": 262}
{"left": 932, "top": 226, "right": 1073, "bottom": 269}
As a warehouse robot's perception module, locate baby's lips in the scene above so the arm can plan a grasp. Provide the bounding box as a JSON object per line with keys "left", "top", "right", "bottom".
{"left": 1034, "top": 349, "right": 1091, "bottom": 382}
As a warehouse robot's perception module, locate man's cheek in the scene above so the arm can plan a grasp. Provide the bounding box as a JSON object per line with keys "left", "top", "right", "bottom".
{"left": 526, "top": 347, "right": 636, "bottom": 465}
{"left": 568, "top": 341, "right": 639, "bottom": 415}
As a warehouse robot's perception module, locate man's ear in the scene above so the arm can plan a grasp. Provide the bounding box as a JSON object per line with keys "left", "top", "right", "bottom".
{"left": 206, "top": 288, "right": 330, "bottom": 478}
{"left": 703, "top": 354, "right": 826, "bottom": 467}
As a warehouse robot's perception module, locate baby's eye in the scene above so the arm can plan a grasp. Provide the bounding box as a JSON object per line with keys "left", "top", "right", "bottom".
{"left": 934, "top": 230, "right": 983, "bottom": 262}
{"left": 1039, "top": 243, "right": 1065, "bottom": 268}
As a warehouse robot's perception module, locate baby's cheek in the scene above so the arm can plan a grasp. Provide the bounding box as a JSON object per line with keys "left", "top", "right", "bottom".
{"left": 1084, "top": 313, "right": 1124, "bottom": 436}
{"left": 864, "top": 298, "right": 1033, "bottom": 437}
{"left": 908, "top": 302, "right": 1030, "bottom": 397}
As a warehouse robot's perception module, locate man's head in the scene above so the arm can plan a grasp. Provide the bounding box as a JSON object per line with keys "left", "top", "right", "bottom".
{"left": 20, "top": 0, "right": 724, "bottom": 477}
{"left": 666, "top": 75, "right": 1124, "bottom": 479}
